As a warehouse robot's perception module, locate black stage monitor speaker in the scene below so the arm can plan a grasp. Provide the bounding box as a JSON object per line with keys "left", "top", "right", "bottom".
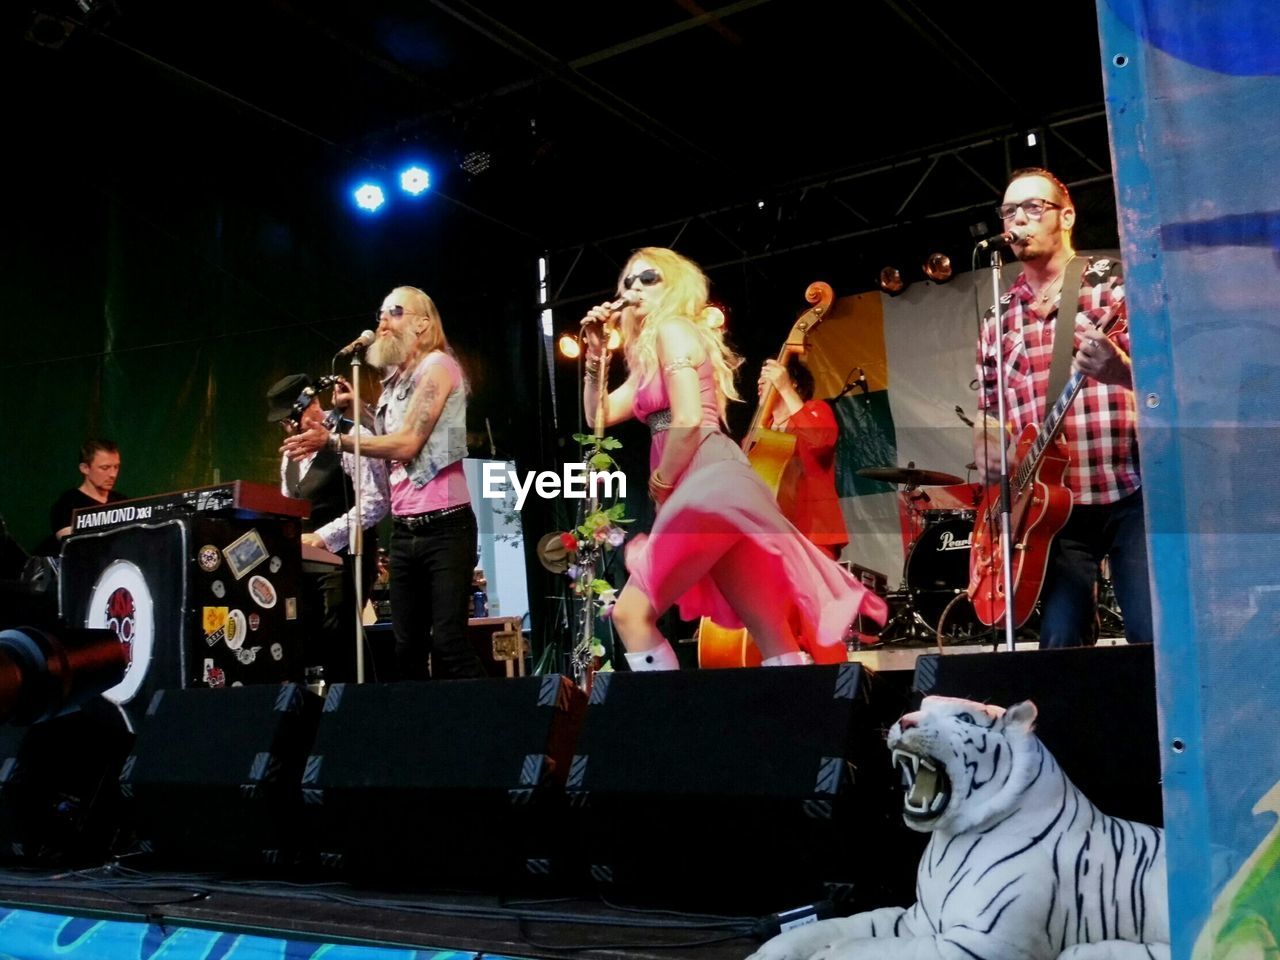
{"left": 119, "top": 683, "right": 320, "bottom": 867}
{"left": 913, "top": 644, "right": 1161, "bottom": 826}
{"left": 0, "top": 698, "right": 132, "bottom": 864}
{"left": 567, "top": 664, "right": 922, "bottom": 912}
{"left": 303, "top": 675, "right": 585, "bottom": 886}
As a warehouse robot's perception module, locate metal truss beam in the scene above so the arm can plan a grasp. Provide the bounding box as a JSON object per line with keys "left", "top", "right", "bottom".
{"left": 543, "top": 106, "right": 1114, "bottom": 310}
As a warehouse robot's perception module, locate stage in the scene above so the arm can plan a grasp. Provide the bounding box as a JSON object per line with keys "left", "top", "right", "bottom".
{"left": 0, "top": 641, "right": 1163, "bottom": 960}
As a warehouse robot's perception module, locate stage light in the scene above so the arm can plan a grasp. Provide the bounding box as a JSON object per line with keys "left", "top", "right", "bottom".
{"left": 353, "top": 183, "right": 386, "bottom": 212}
{"left": 0, "top": 626, "right": 127, "bottom": 725}
{"left": 922, "top": 253, "right": 953, "bottom": 283}
{"left": 878, "top": 266, "right": 905, "bottom": 295}
{"left": 1026, "top": 130, "right": 1038, "bottom": 147}
{"left": 704, "top": 305, "right": 726, "bottom": 329}
{"left": 399, "top": 166, "right": 431, "bottom": 196}
{"left": 460, "top": 151, "right": 492, "bottom": 177}
{"left": 558, "top": 333, "right": 581, "bottom": 359}
{"left": 557, "top": 328, "right": 620, "bottom": 359}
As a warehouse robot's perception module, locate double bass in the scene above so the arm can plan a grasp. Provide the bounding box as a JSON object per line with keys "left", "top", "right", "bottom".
{"left": 697, "top": 281, "right": 835, "bottom": 669}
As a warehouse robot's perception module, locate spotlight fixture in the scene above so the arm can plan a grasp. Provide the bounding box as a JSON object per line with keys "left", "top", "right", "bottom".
{"left": 878, "top": 266, "right": 905, "bottom": 295}
{"left": 557, "top": 333, "right": 581, "bottom": 359}
{"left": 922, "top": 253, "right": 953, "bottom": 283}
{"left": 459, "top": 151, "right": 492, "bottom": 177}
{"left": 399, "top": 166, "right": 431, "bottom": 196}
{"left": 557, "top": 327, "right": 620, "bottom": 359}
{"left": 703, "top": 305, "right": 726, "bottom": 329}
{"left": 353, "top": 183, "right": 386, "bottom": 213}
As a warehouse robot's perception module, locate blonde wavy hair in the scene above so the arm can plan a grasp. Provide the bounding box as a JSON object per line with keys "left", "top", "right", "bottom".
{"left": 387, "top": 285, "right": 468, "bottom": 393}
{"left": 619, "top": 247, "right": 742, "bottom": 417}
{"left": 391, "top": 285, "right": 451, "bottom": 356}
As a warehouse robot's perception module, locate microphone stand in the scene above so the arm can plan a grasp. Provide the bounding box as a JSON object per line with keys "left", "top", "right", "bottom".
{"left": 348, "top": 349, "right": 368, "bottom": 683}
{"left": 985, "top": 248, "right": 1017, "bottom": 653}
{"left": 573, "top": 326, "right": 615, "bottom": 693}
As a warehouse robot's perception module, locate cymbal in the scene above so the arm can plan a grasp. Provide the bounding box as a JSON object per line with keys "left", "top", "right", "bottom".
{"left": 857, "top": 465, "right": 964, "bottom": 487}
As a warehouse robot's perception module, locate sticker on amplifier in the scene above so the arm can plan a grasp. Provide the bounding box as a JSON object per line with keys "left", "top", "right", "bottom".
{"left": 223, "top": 530, "right": 269, "bottom": 580}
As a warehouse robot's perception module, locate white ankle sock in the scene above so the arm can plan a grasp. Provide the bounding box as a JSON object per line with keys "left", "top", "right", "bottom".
{"left": 624, "top": 640, "right": 679, "bottom": 671}
{"left": 761, "top": 650, "right": 811, "bottom": 667}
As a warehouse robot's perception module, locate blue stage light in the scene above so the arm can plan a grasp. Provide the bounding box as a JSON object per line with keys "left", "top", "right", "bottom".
{"left": 399, "top": 166, "right": 431, "bottom": 195}
{"left": 353, "top": 183, "right": 386, "bottom": 212}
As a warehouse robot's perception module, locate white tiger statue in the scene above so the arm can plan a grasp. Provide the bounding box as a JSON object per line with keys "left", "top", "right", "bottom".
{"left": 748, "top": 696, "right": 1169, "bottom": 960}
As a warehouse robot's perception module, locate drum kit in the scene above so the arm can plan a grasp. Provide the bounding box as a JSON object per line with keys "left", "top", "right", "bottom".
{"left": 855, "top": 463, "right": 986, "bottom": 645}
{"left": 851, "top": 463, "right": 1125, "bottom": 647}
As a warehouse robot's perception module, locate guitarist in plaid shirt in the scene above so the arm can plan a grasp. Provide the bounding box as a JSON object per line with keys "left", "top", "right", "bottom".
{"left": 973, "top": 168, "right": 1153, "bottom": 648}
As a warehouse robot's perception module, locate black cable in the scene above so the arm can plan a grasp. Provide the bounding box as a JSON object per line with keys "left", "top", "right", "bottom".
{"left": 515, "top": 916, "right": 756, "bottom": 952}
{"left": 598, "top": 894, "right": 753, "bottom": 924}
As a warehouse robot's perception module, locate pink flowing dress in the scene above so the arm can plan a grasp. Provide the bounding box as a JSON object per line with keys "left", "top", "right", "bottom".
{"left": 624, "top": 360, "right": 888, "bottom": 656}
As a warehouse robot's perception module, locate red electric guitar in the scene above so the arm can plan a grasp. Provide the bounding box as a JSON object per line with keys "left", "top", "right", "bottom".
{"left": 967, "top": 298, "right": 1128, "bottom": 628}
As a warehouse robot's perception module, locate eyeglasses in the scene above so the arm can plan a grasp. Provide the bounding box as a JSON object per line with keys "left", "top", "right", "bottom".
{"left": 378, "top": 304, "right": 409, "bottom": 319}
{"left": 996, "top": 198, "right": 1062, "bottom": 221}
{"left": 622, "top": 269, "right": 662, "bottom": 290}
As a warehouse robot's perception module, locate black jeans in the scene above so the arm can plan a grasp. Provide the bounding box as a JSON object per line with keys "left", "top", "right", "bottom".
{"left": 388, "top": 506, "right": 485, "bottom": 680}
{"left": 299, "top": 546, "right": 378, "bottom": 684}
{"left": 1039, "top": 488, "right": 1154, "bottom": 648}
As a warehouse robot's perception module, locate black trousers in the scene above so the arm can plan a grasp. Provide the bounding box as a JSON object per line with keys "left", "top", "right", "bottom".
{"left": 388, "top": 507, "right": 485, "bottom": 680}
{"left": 299, "top": 541, "right": 378, "bottom": 684}
{"left": 1039, "top": 488, "right": 1154, "bottom": 649}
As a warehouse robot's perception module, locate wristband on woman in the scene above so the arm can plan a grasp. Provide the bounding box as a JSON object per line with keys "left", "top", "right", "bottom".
{"left": 648, "top": 470, "right": 674, "bottom": 501}
{"left": 328, "top": 431, "right": 342, "bottom": 454}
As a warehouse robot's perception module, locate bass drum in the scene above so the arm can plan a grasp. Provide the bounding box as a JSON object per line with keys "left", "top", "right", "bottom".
{"left": 905, "top": 513, "right": 978, "bottom": 637}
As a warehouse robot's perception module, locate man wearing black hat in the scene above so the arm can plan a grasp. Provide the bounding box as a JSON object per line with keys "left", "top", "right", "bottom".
{"left": 267, "top": 374, "right": 388, "bottom": 682}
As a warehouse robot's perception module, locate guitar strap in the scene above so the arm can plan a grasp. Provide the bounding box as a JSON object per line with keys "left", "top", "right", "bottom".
{"left": 1043, "top": 255, "right": 1087, "bottom": 420}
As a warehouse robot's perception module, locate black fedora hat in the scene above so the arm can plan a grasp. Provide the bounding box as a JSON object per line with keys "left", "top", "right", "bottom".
{"left": 265, "top": 374, "right": 313, "bottom": 423}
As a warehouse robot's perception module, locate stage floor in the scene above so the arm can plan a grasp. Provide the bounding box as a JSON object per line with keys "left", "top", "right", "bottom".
{"left": 0, "top": 866, "right": 764, "bottom": 959}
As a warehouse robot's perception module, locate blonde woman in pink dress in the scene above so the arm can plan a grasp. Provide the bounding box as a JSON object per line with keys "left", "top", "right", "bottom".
{"left": 580, "top": 247, "right": 887, "bottom": 671}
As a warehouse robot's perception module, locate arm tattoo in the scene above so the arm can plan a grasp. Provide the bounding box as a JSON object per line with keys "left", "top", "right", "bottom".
{"left": 411, "top": 378, "right": 442, "bottom": 435}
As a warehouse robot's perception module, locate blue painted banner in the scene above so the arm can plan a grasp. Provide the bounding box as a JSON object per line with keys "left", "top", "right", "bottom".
{"left": 0, "top": 907, "right": 529, "bottom": 960}
{"left": 1098, "top": 1, "right": 1280, "bottom": 958}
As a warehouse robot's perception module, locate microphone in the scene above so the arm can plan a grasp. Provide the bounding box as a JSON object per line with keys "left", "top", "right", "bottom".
{"left": 607, "top": 289, "right": 641, "bottom": 314}
{"left": 580, "top": 290, "right": 640, "bottom": 328}
{"left": 335, "top": 330, "right": 375, "bottom": 358}
{"left": 975, "top": 228, "right": 1023, "bottom": 251}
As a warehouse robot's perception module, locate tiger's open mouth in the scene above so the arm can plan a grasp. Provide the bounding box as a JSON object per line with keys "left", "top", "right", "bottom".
{"left": 892, "top": 747, "right": 952, "bottom": 821}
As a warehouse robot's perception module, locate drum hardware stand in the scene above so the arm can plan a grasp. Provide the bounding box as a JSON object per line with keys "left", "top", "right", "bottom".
{"left": 880, "top": 477, "right": 941, "bottom": 644}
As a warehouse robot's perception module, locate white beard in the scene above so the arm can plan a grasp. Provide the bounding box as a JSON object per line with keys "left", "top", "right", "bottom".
{"left": 367, "top": 330, "right": 412, "bottom": 370}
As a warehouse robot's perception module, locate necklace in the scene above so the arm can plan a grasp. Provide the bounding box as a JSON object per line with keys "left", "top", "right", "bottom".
{"left": 1035, "top": 273, "right": 1064, "bottom": 303}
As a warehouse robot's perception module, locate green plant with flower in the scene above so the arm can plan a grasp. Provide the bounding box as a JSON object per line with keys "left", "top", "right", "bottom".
{"left": 560, "top": 432, "right": 633, "bottom": 676}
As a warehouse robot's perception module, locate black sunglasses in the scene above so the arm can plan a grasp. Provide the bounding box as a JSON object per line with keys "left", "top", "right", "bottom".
{"left": 622, "top": 269, "right": 663, "bottom": 290}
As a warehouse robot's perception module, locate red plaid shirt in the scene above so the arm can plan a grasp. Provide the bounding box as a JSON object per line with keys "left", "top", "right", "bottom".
{"left": 976, "top": 256, "right": 1140, "bottom": 505}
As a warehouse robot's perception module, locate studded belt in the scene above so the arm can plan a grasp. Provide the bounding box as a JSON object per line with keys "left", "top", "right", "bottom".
{"left": 392, "top": 504, "right": 471, "bottom": 531}
{"left": 645, "top": 410, "right": 672, "bottom": 435}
